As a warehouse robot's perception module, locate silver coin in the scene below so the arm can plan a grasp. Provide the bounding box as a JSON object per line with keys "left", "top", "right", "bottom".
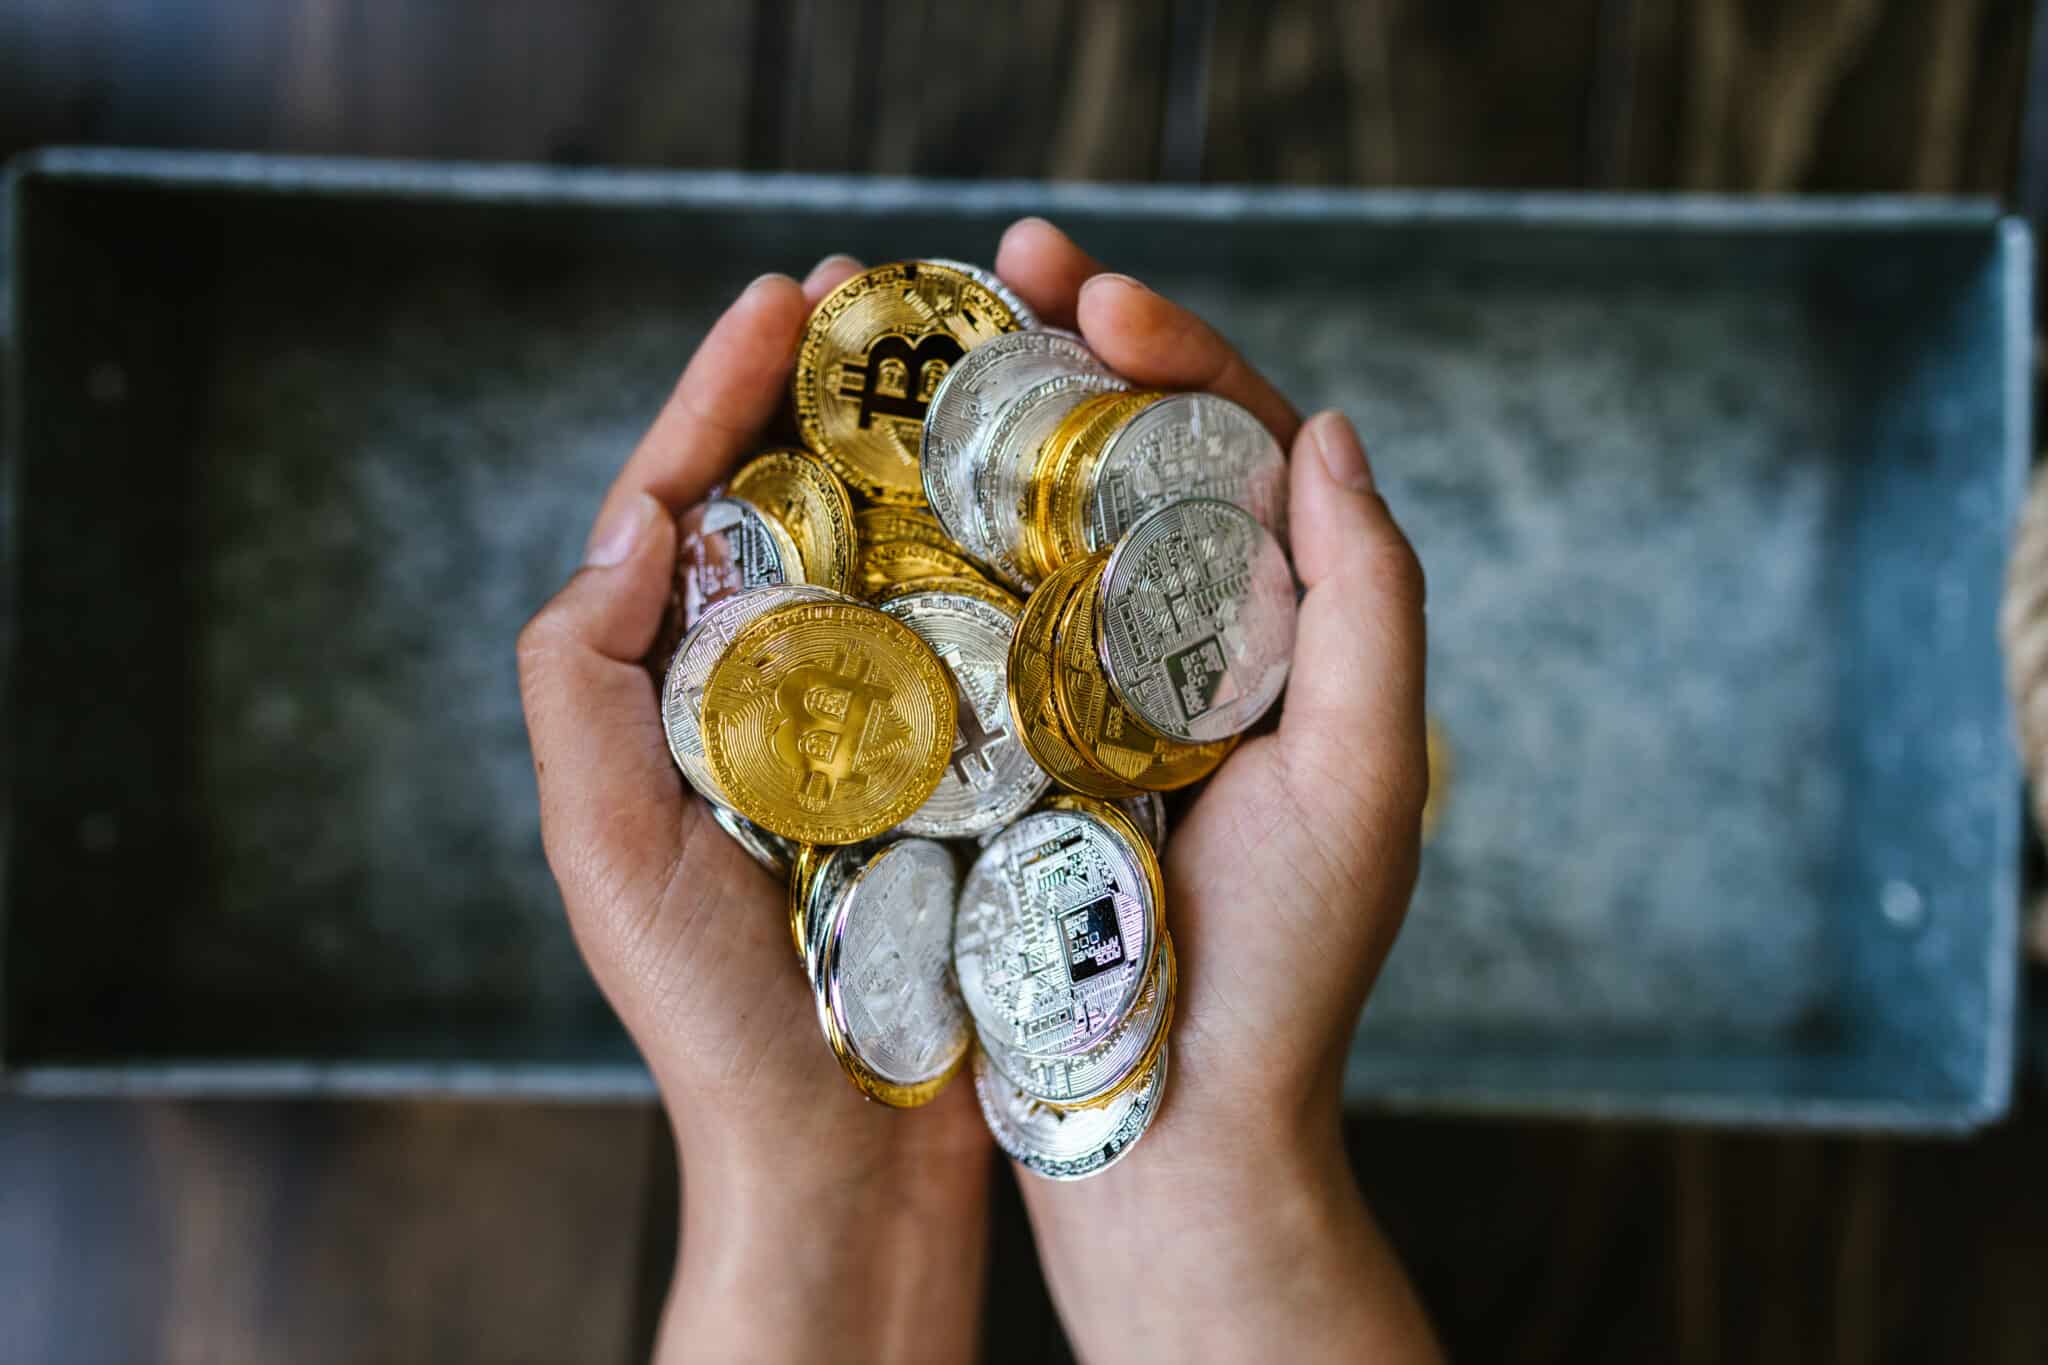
{"left": 1114, "top": 793, "right": 1169, "bottom": 855}
{"left": 660, "top": 583, "right": 844, "bottom": 802}
{"left": 701, "top": 797, "right": 798, "bottom": 877}
{"left": 974, "top": 1042, "right": 1168, "bottom": 1181}
{"left": 954, "top": 807, "right": 1158, "bottom": 1058}
{"left": 818, "top": 838, "right": 971, "bottom": 1089}
{"left": 880, "top": 590, "right": 1051, "bottom": 838}
{"left": 981, "top": 931, "right": 1173, "bottom": 1107}
{"left": 805, "top": 841, "right": 871, "bottom": 999}
{"left": 921, "top": 330, "right": 1114, "bottom": 549}
{"left": 676, "top": 495, "right": 802, "bottom": 632}
{"left": 1096, "top": 498, "right": 1295, "bottom": 743}
{"left": 970, "top": 372, "right": 1127, "bottom": 590}
{"left": 922, "top": 258, "right": 1042, "bottom": 330}
{"left": 1086, "top": 392, "right": 1289, "bottom": 553}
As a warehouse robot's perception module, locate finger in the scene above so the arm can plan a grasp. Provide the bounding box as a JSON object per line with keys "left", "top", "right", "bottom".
{"left": 517, "top": 492, "right": 687, "bottom": 895}
{"left": 1277, "top": 411, "right": 1428, "bottom": 828}
{"left": 1076, "top": 275, "right": 1301, "bottom": 446}
{"left": 594, "top": 273, "right": 811, "bottom": 531}
{"left": 993, "top": 217, "right": 1106, "bottom": 330}
{"left": 803, "top": 253, "right": 864, "bottom": 303}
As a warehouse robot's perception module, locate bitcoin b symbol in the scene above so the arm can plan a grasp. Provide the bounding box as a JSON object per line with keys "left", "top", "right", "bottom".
{"left": 838, "top": 333, "right": 963, "bottom": 429}
{"left": 773, "top": 645, "right": 893, "bottom": 807}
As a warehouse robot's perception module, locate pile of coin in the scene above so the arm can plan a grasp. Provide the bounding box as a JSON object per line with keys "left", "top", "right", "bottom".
{"left": 652, "top": 259, "right": 1298, "bottom": 1178}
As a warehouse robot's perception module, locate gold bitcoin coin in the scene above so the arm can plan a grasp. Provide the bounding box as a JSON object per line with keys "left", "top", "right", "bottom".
{"left": 855, "top": 505, "right": 957, "bottom": 554}
{"left": 1052, "top": 558, "right": 1233, "bottom": 792}
{"left": 727, "top": 449, "right": 858, "bottom": 596}
{"left": 788, "top": 841, "right": 823, "bottom": 962}
{"left": 701, "top": 600, "right": 956, "bottom": 844}
{"left": 874, "top": 573, "right": 1022, "bottom": 614}
{"left": 855, "top": 537, "right": 989, "bottom": 600}
{"left": 1007, "top": 558, "right": 1112, "bottom": 795}
{"left": 1034, "top": 392, "right": 1162, "bottom": 580}
{"left": 794, "top": 262, "right": 1021, "bottom": 504}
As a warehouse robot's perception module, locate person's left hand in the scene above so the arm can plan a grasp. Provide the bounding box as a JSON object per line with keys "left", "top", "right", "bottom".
{"left": 516, "top": 255, "right": 991, "bottom": 1365}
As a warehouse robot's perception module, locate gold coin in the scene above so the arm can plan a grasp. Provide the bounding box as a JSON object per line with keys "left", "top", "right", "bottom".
{"left": 854, "top": 505, "right": 957, "bottom": 553}
{"left": 727, "top": 448, "right": 858, "bottom": 596}
{"left": 873, "top": 573, "right": 1022, "bottom": 613}
{"left": 1424, "top": 717, "right": 1450, "bottom": 840}
{"left": 788, "top": 841, "right": 823, "bottom": 962}
{"left": 702, "top": 600, "right": 956, "bottom": 844}
{"left": 1031, "top": 392, "right": 1160, "bottom": 580}
{"left": 793, "top": 262, "right": 1021, "bottom": 504}
{"left": 1007, "top": 558, "right": 1116, "bottom": 794}
{"left": 1052, "top": 558, "right": 1233, "bottom": 792}
{"left": 855, "top": 537, "right": 989, "bottom": 600}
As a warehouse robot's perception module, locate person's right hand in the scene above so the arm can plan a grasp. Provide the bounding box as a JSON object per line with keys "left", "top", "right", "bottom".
{"left": 991, "top": 219, "right": 1444, "bottom": 1363}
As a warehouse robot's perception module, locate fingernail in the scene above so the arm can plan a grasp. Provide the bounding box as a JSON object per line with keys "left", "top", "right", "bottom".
{"left": 803, "top": 254, "right": 860, "bottom": 288}
{"left": 742, "top": 271, "right": 795, "bottom": 298}
{"left": 1082, "top": 272, "right": 1149, "bottom": 296}
{"left": 1003, "top": 215, "right": 1060, "bottom": 242}
{"left": 584, "top": 492, "right": 658, "bottom": 568}
{"left": 1309, "top": 410, "right": 1374, "bottom": 494}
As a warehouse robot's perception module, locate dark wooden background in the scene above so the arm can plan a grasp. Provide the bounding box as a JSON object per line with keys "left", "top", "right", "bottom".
{"left": 4, "top": 1, "right": 2046, "bottom": 1361}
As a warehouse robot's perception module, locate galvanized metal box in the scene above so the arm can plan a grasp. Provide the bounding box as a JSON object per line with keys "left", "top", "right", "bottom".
{"left": 0, "top": 150, "right": 2027, "bottom": 1128}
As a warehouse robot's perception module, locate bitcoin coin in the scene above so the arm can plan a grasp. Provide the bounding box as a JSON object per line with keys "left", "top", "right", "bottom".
{"left": 982, "top": 933, "right": 1174, "bottom": 1110}
{"left": 703, "top": 798, "right": 800, "bottom": 878}
{"left": 1033, "top": 391, "right": 1161, "bottom": 578}
{"left": 881, "top": 589, "right": 1050, "bottom": 838}
{"left": 874, "top": 573, "right": 1021, "bottom": 614}
{"left": 955, "top": 806, "right": 1160, "bottom": 1058}
{"left": 815, "top": 838, "right": 971, "bottom": 1106}
{"left": 854, "top": 504, "right": 957, "bottom": 554}
{"left": 793, "top": 262, "right": 1020, "bottom": 504}
{"left": 1052, "top": 559, "right": 1233, "bottom": 792}
{"left": 804, "top": 841, "right": 870, "bottom": 988}
{"left": 922, "top": 330, "right": 1118, "bottom": 551}
{"left": 649, "top": 496, "right": 801, "bottom": 672}
{"left": 1096, "top": 499, "right": 1296, "bottom": 744}
{"left": 973, "top": 1042, "right": 1168, "bottom": 1181}
{"left": 1042, "top": 793, "right": 1167, "bottom": 910}
{"left": 701, "top": 599, "right": 956, "bottom": 844}
{"left": 788, "top": 840, "right": 824, "bottom": 961}
{"left": 855, "top": 536, "right": 989, "bottom": 600}
{"left": 726, "top": 448, "right": 858, "bottom": 596}
{"left": 971, "top": 372, "right": 1127, "bottom": 590}
{"left": 661, "top": 583, "right": 844, "bottom": 804}
{"left": 1085, "top": 393, "right": 1289, "bottom": 553}
{"left": 922, "top": 258, "right": 1041, "bottom": 331}
{"left": 1005, "top": 558, "right": 1100, "bottom": 793}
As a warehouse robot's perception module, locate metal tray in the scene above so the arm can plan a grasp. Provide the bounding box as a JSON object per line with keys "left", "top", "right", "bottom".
{"left": 1, "top": 150, "right": 2027, "bottom": 1128}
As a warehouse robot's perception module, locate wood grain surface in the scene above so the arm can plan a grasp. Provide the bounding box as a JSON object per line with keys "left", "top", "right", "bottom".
{"left": 0, "top": 2, "right": 2041, "bottom": 1362}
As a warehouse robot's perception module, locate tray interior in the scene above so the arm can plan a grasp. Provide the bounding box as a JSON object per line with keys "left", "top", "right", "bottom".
{"left": 2, "top": 164, "right": 2021, "bottom": 1124}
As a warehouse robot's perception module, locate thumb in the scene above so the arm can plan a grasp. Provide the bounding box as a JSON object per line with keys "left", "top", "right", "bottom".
{"left": 517, "top": 491, "right": 689, "bottom": 903}
{"left": 1277, "top": 411, "right": 1429, "bottom": 834}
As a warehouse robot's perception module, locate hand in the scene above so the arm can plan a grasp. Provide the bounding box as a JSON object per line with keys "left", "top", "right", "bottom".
{"left": 516, "top": 255, "right": 992, "bottom": 1365}
{"left": 992, "top": 219, "right": 1443, "bottom": 1363}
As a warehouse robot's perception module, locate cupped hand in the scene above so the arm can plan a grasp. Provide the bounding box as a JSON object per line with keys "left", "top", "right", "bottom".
{"left": 993, "top": 219, "right": 1442, "bottom": 1363}
{"left": 516, "top": 255, "right": 989, "bottom": 1364}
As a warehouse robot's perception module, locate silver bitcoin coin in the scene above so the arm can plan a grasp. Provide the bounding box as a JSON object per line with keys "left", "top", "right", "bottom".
{"left": 1086, "top": 392, "right": 1289, "bottom": 552}
{"left": 817, "top": 838, "right": 971, "bottom": 1089}
{"left": 661, "top": 583, "right": 844, "bottom": 802}
{"left": 1096, "top": 498, "right": 1295, "bottom": 744}
{"left": 1114, "top": 793, "right": 1169, "bottom": 855}
{"left": 921, "top": 330, "right": 1116, "bottom": 550}
{"left": 970, "top": 372, "right": 1126, "bottom": 590}
{"left": 955, "top": 807, "right": 1159, "bottom": 1058}
{"left": 981, "top": 932, "right": 1173, "bottom": 1108}
{"left": 922, "top": 258, "right": 1042, "bottom": 331}
{"left": 880, "top": 590, "right": 1051, "bottom": 838}
{"left": 702, "top": 798, "right": 798, "bottom": 877}
{"left": 676, "top": 495, "right": 802, "bottom": 632}
{"left": 974, "top": 1043, "right": 1168, "bottom": 1181}
{"left": 805, "top": 841, "right": 871, "bottom": 992}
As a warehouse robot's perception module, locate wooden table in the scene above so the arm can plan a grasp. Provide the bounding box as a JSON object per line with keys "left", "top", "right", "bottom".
{"left": 2, "top": 3, "right": 2042, "bottom": 1360}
